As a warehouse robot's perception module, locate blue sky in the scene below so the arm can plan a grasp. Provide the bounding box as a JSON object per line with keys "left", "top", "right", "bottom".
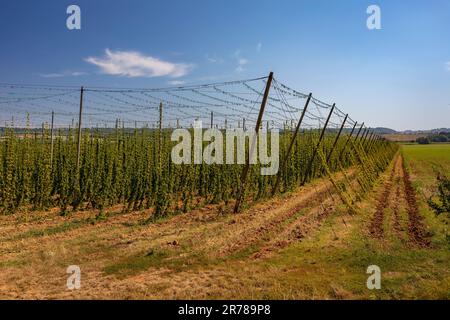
{"left": 0, "top": 0, "right": 449, "bottom": 130}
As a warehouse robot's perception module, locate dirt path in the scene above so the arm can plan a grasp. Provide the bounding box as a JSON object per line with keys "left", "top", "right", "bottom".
{"left": 368, "top": 153, "right": 431, "bottom": 246}
{"left": 369, "top": 156, "right": 397, "bottom": 238}
{"left": 402, "top": 158, "right": 431, "bottom": 247}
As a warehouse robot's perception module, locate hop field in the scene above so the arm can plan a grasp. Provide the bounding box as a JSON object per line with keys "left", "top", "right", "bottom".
{"left": 0, "top": 76, "right": 398, "bottom": 218}
{"left": 0, "top": 125, "right": 397, "bottom": 217}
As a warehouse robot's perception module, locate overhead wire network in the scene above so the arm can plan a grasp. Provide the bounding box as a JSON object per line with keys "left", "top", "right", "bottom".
{"left": 0, "top": 74, "right": 367, "bottom": 134}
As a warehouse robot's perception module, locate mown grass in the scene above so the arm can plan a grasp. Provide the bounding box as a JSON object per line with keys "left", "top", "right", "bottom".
{"left": 402, "top": 144, "right": 450, "bottom": 189}
{"left": 2, "top": 146, "right": 448, "bottom": 299}
{"left": 251, "top": 203, "right": 450, "bottom": 299}
{"left": 101, "top": 151, "right": 450, "bottom": 299}
{"left": 227, "top": 154, "right": 450, "bottom": 299}
{"left": 9, "top": 219, "right": 86, "bottom": 241}
{"left": 103, "top": 246, "right": 214, "bottom": 278}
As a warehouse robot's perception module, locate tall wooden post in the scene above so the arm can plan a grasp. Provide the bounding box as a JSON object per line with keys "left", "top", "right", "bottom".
{"left": 359, "top": 128, "right": 367, "bottom": 142}
{"left": 338, "top": 121, "right": 357, "bottom": 161}
{"left": 272, "top": 93, "right": 312, "bottom": 195}
{"left": 301, "top": 103, "right": 336, "bottom": 186}
{"left": 76, "top": 86, "right": 84, "bottom": 171}
{"left": 326, "top": 113, "right": 348, "bottom": 164}
{"left": 50, "top": 111, "right": 54, "bottom": 169}
{"left": 234, "top": 72, "right": 273, "bottom": 213}
{"left": 361, "top": 129, "right": 371, "bottom": 149}
{"left": 210, "top": 111, "right": 213, "bottom": 129}
{"left": 158, "top": 102, "right": 163, "bottom": 171}
{"left": 355, "top": 122, "right": 365, "bottom": 140}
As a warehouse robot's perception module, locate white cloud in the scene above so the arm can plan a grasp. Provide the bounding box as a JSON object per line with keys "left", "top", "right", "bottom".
{"left": 168, "top": 80, "right": 185, "bottom": 86}
{"left": 40, "top": 73, "right": 65, "bottom": 78}
{"left": 446, "top": 61, "right": 450, "bottom": 71}
{"left": 206, "top": 54, "right": 224, "bottom": 63}
{"left": 256, "top": 42, "right": 262, "bottom": 53}
{"left": 70, "top": 71, "right": 87, "bottom": 76}
{"left": 235, "top": 66, "right": 245, "bottom": 73}
{"left": 40, "top": 71, "right": 87, "bottom": 78}
{"left": 238, "top": 58, "right": 248, "bottom": 66}
{"left": 85, "top": 49, "right": 193, "bottom": 78}
{"left": 233, "top": 50, "right": 248, "bottom": 73}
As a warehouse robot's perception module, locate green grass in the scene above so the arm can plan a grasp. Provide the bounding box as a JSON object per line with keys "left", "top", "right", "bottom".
{"left": 241, "top": 151, "right": 450, "bottom": 299}
{"left": 102, "top": 149, "right": 450, "bottom": 299}
{"left": 0, "top": 259, "right": 26, "bottom": 269}
{"left": 103, "top": 246, "right": 214, "bottom": 277}
{"left": 8, "top": 219, "right": 86, "bottom": 241}
{"left": 402, "top": 144, "right": 450, "bottom": 189}
{"left": 255, "top": 204, "right": 450, "bottom": 299}
{"left": 104, "top": 248, "right": 171, "bottom": 276}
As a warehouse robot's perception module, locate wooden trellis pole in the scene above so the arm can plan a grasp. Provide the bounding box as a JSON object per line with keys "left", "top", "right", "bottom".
{"left": 272, "top": 93, "right": 312, "bottom": 195}
{"left": 364, "top": 131, "right": 374, "bottom": 149}
{"left": 359, "top": 128, "right": 367, "bottom": 142}
{"left": 301, "top": 103, "right": 335, "bottom": 186}
{"left": 50, "top": 110, "right": 54, "bottom": 169}
{"left": 76, "top": 86, "right": 84, "bottom": 171}
{"left": 337, "top": 121, "right": 357, "bottom": 161}
{"left": 326, "top": 113, "right": 348, "bottom": 164}
{"left": 362, "top": 128, "right": 371, "bottom": 143}
{"left": 210, "top": 111, "right": 214, "bottom": 129}
{"left": 158, "top": 102, "right": 163, "bottom": 172}
{"left": 355, "top": 122, "right": 365, "bottom": 140}
{"left": 234, "top": 72, "right": 273, "bottom": 213}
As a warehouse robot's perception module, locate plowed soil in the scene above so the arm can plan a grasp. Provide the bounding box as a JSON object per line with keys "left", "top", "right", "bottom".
{"left": 368, "top": 154, "right": 431, "bottom": 247}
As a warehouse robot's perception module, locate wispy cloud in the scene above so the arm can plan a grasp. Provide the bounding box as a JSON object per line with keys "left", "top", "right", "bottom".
{"left": 195, "top": 74, "right": 231, "bottom": 82}
{"left": 71, "top": 71, "right": 87, "bottom": 76}
{"left": 233, "top": 50, "right": 248, "bottom": 73}
{"left": 446, "top": 61, "right": 450, "bottom": 71}
{"left": 206, "top": 54, "right": 224, "bottom": 63}
{"left": 167, "top": 80, "right": 185, "bottom": 86}
{"left": 39, "top": 71, "right": 87, "bottom": 78}
{"left": 85, "top": 49, "right": 193, "bottom": 78}
{"left": 256, "top": 42, "right": 262, "bottom": 53}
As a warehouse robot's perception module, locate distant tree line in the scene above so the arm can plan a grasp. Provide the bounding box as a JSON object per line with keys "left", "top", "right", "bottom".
{"left": 416, "top": 132, "right": 450, "bottom": 144}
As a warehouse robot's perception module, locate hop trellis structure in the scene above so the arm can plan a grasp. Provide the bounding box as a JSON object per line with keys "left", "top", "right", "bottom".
{"left": 0, "top": 73, "right": 398, "bottom": 217}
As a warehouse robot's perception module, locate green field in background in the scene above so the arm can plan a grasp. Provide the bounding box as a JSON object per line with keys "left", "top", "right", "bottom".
{"left": 401, "top": 144, "right": 450, "bottom": 189}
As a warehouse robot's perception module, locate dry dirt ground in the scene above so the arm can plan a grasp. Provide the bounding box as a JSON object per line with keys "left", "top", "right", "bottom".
{"left": 0, "top": 153, "right": 448, "bottom": 299}
{"left": 369, "top": 154, "right": 431, "bottom": 247}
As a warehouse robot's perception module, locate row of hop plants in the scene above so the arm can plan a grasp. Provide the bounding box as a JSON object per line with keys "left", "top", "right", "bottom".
{"left": 0, "top": 122, "right": 397, "bottom": 218}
